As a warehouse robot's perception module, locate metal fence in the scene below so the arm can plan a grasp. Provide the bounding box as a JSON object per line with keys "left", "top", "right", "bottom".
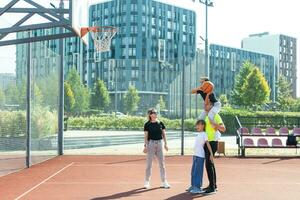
{"left": 63, "top": 56, "right": 204, "bottom": 156}
{"left": 0, "top": 43, "right": 60, "bottom": 176}
{"left": 236, "top": 116, "right": 300, "bottom": 130}
{"left": 235, "top": 116, "right": 300, "bottom": 156}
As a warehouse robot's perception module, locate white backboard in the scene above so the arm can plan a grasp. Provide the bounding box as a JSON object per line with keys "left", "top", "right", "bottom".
{"left": 72, "top": 0, "right": 89, "bottom": 45}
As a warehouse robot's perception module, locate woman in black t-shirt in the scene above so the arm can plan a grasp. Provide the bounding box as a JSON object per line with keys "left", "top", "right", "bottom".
{"left": 143, "top": 108, "right": 170, "bottom": 189}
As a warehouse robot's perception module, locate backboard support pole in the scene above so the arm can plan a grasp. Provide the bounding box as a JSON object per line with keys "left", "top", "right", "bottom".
{"left": 0, "top": 0, "right": 75, "bottom": 46}
{"left": 58, "top": 0, "right": 64, "bottom": 156}
{"left": 26, "top": 31, "right": 31, "bottom": 168}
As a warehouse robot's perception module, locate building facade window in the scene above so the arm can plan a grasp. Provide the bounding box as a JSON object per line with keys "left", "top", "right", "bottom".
{"left": 142, "top": 4, "right": 146, "bottom": 13}
{"left": 167, "top": 32, "right": 172, "bottom": 40}
{"left": 131, "top": 70, "right": 139, "bottom": 79}
{"left": 183, "top": 35, "right": 186, "bottom": 42}
{"left": 122, "top": 4, "right": 127, "bottom": 12}
{"left": 151, "top": 28, "right": 156, "bottom": 36}
{"left": 167, "top": 10, "right": 171, "bottom": 18}
{"left": 131, "top": 15, "right": 138, "bottom": 23}
{"left": 129, "top": 48, "right": 136, "bottom": 56}
{"left": 152, "top": 18, "right": 156, "bottom": 26}
{"left": 183, "top": 14, "right": 187, "bottom": 22}
{"left": 131, "top": 26, "right": 137, "bottom": 34}
{"left": 131, "top": 3, "right": 137, "bottom": 12}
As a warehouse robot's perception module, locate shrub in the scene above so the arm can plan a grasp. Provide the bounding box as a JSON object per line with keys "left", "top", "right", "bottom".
{"left": 67, "top": 108, "right": 300, "bottom": 136}
{"left": 0, "top": 108, "right": 57, "bottom": 138}
{"left": 0, "top": 111, "right": 26, "bottom": 137}
{"left": 31, "top": 106, "right": 58, "bottom": 138}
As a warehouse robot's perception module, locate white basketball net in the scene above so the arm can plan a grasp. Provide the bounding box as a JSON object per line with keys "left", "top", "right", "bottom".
{"left": 90, "top": 29, "right": 117, "bottom": 52}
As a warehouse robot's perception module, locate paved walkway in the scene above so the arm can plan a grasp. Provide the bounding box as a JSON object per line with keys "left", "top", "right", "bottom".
{"left": 64, "top": 130, "right": 237, "bottom": 155}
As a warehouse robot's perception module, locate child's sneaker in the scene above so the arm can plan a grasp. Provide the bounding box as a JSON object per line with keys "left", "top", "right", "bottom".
{"left": 190, "top": 188, "right": 205, "bottom": 194}
{"left": 144, "top": 181, "right": 150, "bottom": 189}
{"left": 186, "top": 186, "right": 194, "bottom": 192}
{"left": 161, "top": 181, "right": 170, "bottom": 189}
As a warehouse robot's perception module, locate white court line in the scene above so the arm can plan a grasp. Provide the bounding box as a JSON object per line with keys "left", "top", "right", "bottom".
{"left": 44, "top": 181, "right": 300, "bottom": 185}
{"left": 45, "top": 181, "right": 186, "bottom": 185}
{"left": 14, "top": 162, "right": 74, "bottom": 200}
{"left": 73, "top": 163, "right": 191, "bottom": 167}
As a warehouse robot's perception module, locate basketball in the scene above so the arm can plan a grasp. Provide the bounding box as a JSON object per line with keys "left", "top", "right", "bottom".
{"left": 201, "top": 81, "right": 214, "bottom": 93}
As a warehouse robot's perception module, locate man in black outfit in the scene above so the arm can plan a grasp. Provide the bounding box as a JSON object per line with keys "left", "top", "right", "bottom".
{"left": 204, "top": 140, "right": 218, "bottom": 193}
{"left": 202, "top": 106, "right": 226, "bottom": 194}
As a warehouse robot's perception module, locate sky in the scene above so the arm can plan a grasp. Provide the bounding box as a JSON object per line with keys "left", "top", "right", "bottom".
{"left": 0, "top": 0, "right": 300, "bottom": 96}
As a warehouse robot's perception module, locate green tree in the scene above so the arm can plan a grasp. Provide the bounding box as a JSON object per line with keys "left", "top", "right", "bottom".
{"left": 64, "top": 81, "right": 75, "bottom": 113}
{"left": 158, "top": 95, "right": 166, "bottom": 110}
{"left": 241, "top": 67, "right": 270, "bottom": 107}
{"left": 66, "top": 69, "right": 90, "bottom": 113}
{"left": 219, "top": 94, "right": 229, "bottom": 107}
{"left": 123, "top": 86, "right": 140, "bottom": 114}
{"left": 276, "top": 75, "right": 295, "bottom": 111}
{"left": 91, "top": 79, "right": 110, "bottom": 111}
{"left": 0, "top": 88, "right": 5, "bottom": 106}
{"left": 4, "top": 84, "right": 19, "bottom": 106}
{"left": 38, "top": 73, "right": 59, "bottom": 110}
{"left": 32, "top": 84, "right": 43, "bottom": 107}
{"left": 292, "top": 98, "right": 300, "bottom": 112}
{"left": 231, "top": 61, "right": 254, "bottom": 106}
{"left": 18, "top": 82, "right": 43, "bottom": 109}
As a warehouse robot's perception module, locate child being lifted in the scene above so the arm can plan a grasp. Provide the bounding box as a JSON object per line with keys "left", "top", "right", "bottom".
{"left": 191, "top": 77, "right": 221, "bottom": 129}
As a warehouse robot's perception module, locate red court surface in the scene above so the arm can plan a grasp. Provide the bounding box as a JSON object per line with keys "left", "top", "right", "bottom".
{"left": 0, "top": 155, "right": 300, "bottom": 200}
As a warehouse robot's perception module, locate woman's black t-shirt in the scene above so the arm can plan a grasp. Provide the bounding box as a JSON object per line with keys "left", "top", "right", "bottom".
{"left": 144, "top": 121, "right": 166, "bottom": 140}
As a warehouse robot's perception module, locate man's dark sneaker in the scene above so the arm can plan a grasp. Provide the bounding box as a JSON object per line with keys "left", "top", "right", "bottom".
{"left": 202, "top": 186, "right": 210, "bottom": 191}
{"left": 203, "top": 186, "right": 218, "bottom": 192}
{"left": 204, "top": 187, "right": 216, "bottom": 195}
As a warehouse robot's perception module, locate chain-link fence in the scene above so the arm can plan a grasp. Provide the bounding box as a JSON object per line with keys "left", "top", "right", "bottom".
{"left": 63, "top": 56, "right": 206, "bottom": 155}
{"left": 0, "top": 42, "right": 60, "bottom": 176}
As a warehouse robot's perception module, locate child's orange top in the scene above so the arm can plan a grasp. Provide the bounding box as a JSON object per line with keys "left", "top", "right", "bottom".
{"left": 197, "top": 81, "right": 218, "bottom": 107}
{"left": 199, "top": 81, "right": 214, "bottom": 94}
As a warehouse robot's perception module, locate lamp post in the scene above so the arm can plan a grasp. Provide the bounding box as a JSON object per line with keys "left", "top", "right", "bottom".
{"left": 181, "top": 57, "right": 185, "bottom": 155}
{"left": 161, "top": 61, "right": 173, "bottom": 118}
{"left": 198, "top": 0, "right": 213, "bottom": 77}
{"left": 114, "top": 60, "right": 118, "bottom": 113}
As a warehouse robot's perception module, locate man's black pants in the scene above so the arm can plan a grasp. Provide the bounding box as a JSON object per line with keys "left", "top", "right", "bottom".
{"left": 204, "top": 141, "right": 218, "bottom": 189}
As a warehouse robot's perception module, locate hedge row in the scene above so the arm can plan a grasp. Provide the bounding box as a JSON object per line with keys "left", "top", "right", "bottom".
{"left": 220, "top": 107, "right": 300, "bottom": 135}
{"left": 0, "top": 107, "right": 58, "bottom": 138}
{"left": 68, "top": 116, "right": 182, "bottom": 130}
{"left": 3, "top": 107, "right": 298, "bottom": 137}
{"left": 67, "top": 107, "right": 300, "bottom": 135}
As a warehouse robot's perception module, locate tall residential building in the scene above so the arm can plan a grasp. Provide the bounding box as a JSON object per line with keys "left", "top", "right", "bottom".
{"left": 15, "top": 0, "right": 198, "bottom": 113}
{"left": 88, "top": 0, "right": 197, "bottom": 111}
{"left": 209, "top": 44, "right": 276, "bottom": 101}
{"left": 16, "top": 31, "right": 87, "bottom": 85}
{"left": 241, "top": 32, "right": 297, "bottom": 98}
{"left": 0, "top": 73, "right": 16, "bottom": 90}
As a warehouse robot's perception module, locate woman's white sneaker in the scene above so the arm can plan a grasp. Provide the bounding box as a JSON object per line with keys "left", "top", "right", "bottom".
{"left": 161, "top": 181, "right": 170, "bottom": 189}
{"left": 144, "top": 181, "right": 150, "bottom": 189}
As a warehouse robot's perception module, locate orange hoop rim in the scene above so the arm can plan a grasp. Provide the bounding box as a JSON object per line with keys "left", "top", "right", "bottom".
{"left": 80, "top": 26, "right": 118, "bottom": 38}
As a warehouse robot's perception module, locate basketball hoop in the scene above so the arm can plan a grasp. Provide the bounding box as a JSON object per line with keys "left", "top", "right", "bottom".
{"left": 80, "top": 26, "right": 118, "bottom": 52}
